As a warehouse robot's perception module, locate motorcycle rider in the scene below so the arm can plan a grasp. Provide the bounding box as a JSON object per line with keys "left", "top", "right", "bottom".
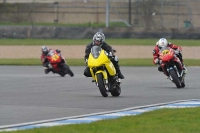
{"left": 40, "top": 46, "right": 61, "bottom": 74}
{"left": 84, "top": 32, "right": 124, "bottom": 79}
{"left": 152, "top": 38, "right": 187, "bottom": 76}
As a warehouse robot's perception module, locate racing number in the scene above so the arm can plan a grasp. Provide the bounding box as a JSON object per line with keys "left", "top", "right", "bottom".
{"left": 52, "top": 54, "right": 59, "bottom": 61}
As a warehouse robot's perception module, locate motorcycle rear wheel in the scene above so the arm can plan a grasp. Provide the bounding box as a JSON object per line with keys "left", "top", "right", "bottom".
{"left": 169, "top": 69, "right": 181, "bottom": 88}
{"left": 97, "top": 73, "right": 109, "bottom": 97}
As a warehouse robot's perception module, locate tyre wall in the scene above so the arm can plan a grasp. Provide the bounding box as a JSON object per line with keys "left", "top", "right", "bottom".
{"left": 0, "top": 26, "right": 200, "bottom": 39}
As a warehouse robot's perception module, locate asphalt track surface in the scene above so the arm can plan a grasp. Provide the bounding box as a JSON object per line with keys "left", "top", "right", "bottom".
{"left": 0, "top": 66, "right": 199, "bottom": 126}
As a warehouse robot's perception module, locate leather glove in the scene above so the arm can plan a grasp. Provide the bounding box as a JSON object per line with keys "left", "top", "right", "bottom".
{"left": 168, "top": 42, "right": 172, "bottom": 45}
{"left": 56, "top": 49, "right": 61, "bottom": 53}
{"left": 85, "top": 59, "right": 88, "bottom": 66}
{"left": 174, "top": 49, "right": 180, "bottom": 54}
{"left": 177, "top": 47, "right": 182, "bottom": 52}
{"left": 152, "top": 49, "right": 156, "bottom": 54}
{"left": 108, "top": 52, "right": 113, "bottom": 58}
{"left": 154, "top": 58, "right": 159, "bottom": 64}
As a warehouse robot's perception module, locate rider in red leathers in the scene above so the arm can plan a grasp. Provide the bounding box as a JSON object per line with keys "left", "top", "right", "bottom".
{"left": 152, "top": 38, "right": 187, "bottom": 76}
{"left": 40, "top": 46, "right": 61, "bottom": 74}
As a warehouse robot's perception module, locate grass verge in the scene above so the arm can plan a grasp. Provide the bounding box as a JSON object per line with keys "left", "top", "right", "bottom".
{"left": 0, "top": 38, "right": 200, "bottom": 46}
{"left": 0, "top": 58, "right": 200, "bottom": 66}
{"left": 2, "top": 107, "right": 200, "bottom": 133}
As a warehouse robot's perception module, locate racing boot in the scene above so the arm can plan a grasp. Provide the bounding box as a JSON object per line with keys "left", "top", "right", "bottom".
{"left": 179, "top": 55, "right": 187, "bottom": 74}
{"left": 115, "top": 65, "right": 124, "bottom": 79}
{"left": 158, "top": 65, "right": 163, "bottom": 72}
{"left": 183, "top": 65, "right": 187, "bottom": 75}
{"left": 117, "top": 70, "right": 124, "bottom": 79}
{"left": 113, "top": 64, "right": 124, "bottom": 79}
{"left": 181, "top": 62, "right": 187, "bottom": 74}
{"left": 111, "top": 58, "right": 124, "bottom": 79}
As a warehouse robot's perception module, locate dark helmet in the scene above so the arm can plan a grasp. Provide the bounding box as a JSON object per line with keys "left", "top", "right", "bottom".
{"left": 93, "top": 32, "right": 105, "bottom": 46}
{"left": 41, "top": 46, "right": 49, "bottom": 54}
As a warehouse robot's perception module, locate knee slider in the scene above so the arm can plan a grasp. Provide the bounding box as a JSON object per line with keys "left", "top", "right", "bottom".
{"left": 158, "top": 66, "right": 163, "bottom": 72}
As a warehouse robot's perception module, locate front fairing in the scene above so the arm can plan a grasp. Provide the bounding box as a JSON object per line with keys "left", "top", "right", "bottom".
{"left": 88, "top": 46, "right": 110, "bottom": 67}
{"left": 88, "top": 46, "right": 116, "bottom": 79}
{"left": 47, "top": 50, "right": 62, "bottom": 64}
{"left": 159, "top": 47, "right": 174, "bottom": 62}
{"left": 159, "top": 47, "right": 183, "bottom": 76}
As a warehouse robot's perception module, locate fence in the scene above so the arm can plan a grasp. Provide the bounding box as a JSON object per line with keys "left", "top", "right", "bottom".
{"left": 0, "top": 0, "right": 200, "bottom": 30}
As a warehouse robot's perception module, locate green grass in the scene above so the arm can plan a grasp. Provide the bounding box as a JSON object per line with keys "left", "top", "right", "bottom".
{"left": 0, "top": 38, "right": 200, "bottom": 46}
{"left": 2, "top": 107, "right": 200, "bottom": 133}
{"left": 0, "top": 22, "right": 128, "bottom": 27}
{"left": 0, "top": 58, "right": 199, "bottom": 66}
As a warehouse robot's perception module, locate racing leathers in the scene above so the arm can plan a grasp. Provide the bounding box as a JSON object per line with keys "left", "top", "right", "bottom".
{"left": 40, "top": 49, "right": 61, "bottom": 74}
{"left": 152, "top": 42, "right": 187, "bottom": 74}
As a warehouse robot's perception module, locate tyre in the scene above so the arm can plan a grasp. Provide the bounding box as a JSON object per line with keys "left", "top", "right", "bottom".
{"left": 59, "top": 72, "right": 65, "bottom": 77}
{"left": 169, "top": 69, "right": 181, "bottom": 88}
{"left": 63, "top": 64, "right": 74, "bottom": 77}
{"left": 111, "top": 83, "right": 121, "bottom": 97}
{"left": 181, "top": 78, "right": 185, "bottom": 88}
{"left": 96, "top": 73, "right": 109, "bottom": 97}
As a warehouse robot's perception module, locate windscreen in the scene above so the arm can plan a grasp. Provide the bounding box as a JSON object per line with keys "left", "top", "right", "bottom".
{"left": 91, "top": 46, "right": 101, "bottom": 59}
{"left": 47, "top": 50, "right": 54, "bottom": 56}
{"left": 160, "top": 46, "right": 169, "bottom": 52}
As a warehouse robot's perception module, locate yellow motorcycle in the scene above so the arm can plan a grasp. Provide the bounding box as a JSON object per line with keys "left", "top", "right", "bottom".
{"left": 88, "top": 46, "right": 121, "bottom": 97}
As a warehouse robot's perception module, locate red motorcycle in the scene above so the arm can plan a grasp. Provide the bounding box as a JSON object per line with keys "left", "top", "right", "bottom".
{"left": 46, "top": 50, "right": 74, "bottom": 77}
{"left": 158, "top": 47, "right": 186, "bottom": 88}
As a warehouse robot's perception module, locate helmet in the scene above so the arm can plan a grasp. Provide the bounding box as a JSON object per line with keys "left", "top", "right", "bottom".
{"left": 93, "top": 32, "right": 105, "bottom": 46}
{"left": 157, "top": 38, "right": 168, "bottom": 48}
{"left": 41, "top": 46, "right": 49, "bottom": 54}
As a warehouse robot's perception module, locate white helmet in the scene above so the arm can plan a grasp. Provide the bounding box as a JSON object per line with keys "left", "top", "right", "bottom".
{"left": 93, "top": 32, "right": 105, "bottom": 46}
{"left": 157, "top": 38, "right": 168, "bottom": 48}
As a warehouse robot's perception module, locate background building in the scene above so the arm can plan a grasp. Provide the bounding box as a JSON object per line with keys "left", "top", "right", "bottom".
{"left": 0, "top": 0, "right": 199, "bottom": 38}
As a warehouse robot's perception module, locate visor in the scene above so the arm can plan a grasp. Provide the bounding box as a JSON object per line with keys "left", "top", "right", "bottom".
{"left": 94, "top": 40, "right": 101, "bottom": 45}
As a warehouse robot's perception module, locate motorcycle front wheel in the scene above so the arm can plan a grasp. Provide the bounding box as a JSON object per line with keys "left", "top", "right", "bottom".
{"left": 59, "top": 71, "right": 66, "bottom": 77}
{"left": 96, "top": 73, "right": 109, "bottom": 97}
{"left": 181, "top": 78, "right": 185, "bottom": 88}
{"left": 169, "top": 69, "right": 181, "bottom": 88}
{"left": 63, "top": 64, "right": 74, "bottom": 77}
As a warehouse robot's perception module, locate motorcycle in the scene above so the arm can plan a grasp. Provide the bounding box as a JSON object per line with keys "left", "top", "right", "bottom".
{"left": 87, "top": 46, "right": 121, "bottom": 97}
{"left": 46, "top": 49, "right": 74, "bottom": 77}
{"left": 158, "top": 47, "right": 186, "bottom": 88}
